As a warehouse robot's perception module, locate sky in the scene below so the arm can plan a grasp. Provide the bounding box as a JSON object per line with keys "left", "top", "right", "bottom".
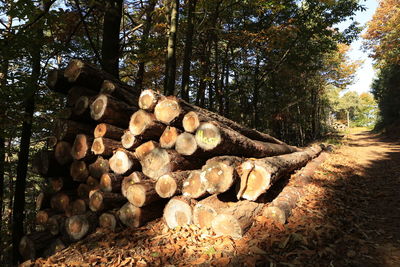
{"left": 337, "top": 0, "right": 379, "bottom": 95}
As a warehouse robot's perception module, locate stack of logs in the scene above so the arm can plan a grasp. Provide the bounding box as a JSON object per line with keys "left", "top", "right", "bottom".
{"left": 20, "top": 59, "right": 327, "bottom": 261}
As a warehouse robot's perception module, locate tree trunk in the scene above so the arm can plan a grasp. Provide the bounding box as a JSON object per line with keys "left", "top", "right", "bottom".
{"left": 164, "top": 0, "right": 179, "bottom": 95}
{"left": 126, "top": 181, "right": 159, "bottom": 207}
{"left": 159, "top": 126, "right": 181, "bottom": 149}
{"left": 192, "top": 195, "right": 231, "bottom": 229}
{"left": 180, "top": 0, "right": 197, "bottom": 101}
{"left": 194, "top": 122, "right": 298, "bottom": 157}
{"left": 46, "top": 69, "right": 71, "bottom": 94}
{"left": 101, "top": 0, "right": 123, "bottom": 77}
{"left": 94, "top": 123, "right": 124, "bottom": 140}
{"left": 155, "top": 170, "right": 191, "bottom": 198}
{"left": 163, "top": 196, "right": 197, "bottom": 228}
{"left": 135, "top": 1, "right": 157, "bottom": 91}
{"left": 88, "top": 156, "right": 110, "bottom": 179}
{"left": 237, "top": 145, "right": 322, "bottom": 201}
{"left": 211, "top": 200, "right": 263, "bottom": 239}
{"left": 121, "top": 172, "right": 148, "bottom": 197}
{"left": 89, "top": 191, "right": 125, "bottom": 212}
{"left": 91, "top": 137, "right": 120, "bottom": 157}
{"left": 12, "top": 24, "right": 42, "bottom": 264}
{"left": 252, "top": 56, "right": 260, "bottom": 128}
{"left": 129, "top": 110, "right": 166, "bottom": 138}
{"left": 181, "top": 170, "right": 207, "bottom": 199}
{"left": 100, "top": 173, "right": 124, "bottom": 193}
{"left": 100, "top": 80, "right": 140, "bottom": 107}
{"left": 65, "top": 212, "right": 98, "bottom": 241}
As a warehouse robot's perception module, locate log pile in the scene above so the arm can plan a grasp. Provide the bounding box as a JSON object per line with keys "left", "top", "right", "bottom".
{"left": 23, "top": 59, "right": 329, "bottom": 261}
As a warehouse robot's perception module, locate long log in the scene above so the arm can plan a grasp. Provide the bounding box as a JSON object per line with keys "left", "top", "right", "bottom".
{"left": 192, "top": 195, "right": 231, "bottom": 228}
{"left": 163, "top": 196, "right": 197, "bottom": 229}
{"left": 54, "top": 141, "right": 73, "bottom": 165}
{"left": 140, "top": 147, "right": 198, "bottom": 180}
{"left": 94, "top": 123, "right": 124, "bottom": 140}
{"left": 194, "top": 122, "right": 298, "bottom": 157}
{"left": 118, "top": 201, "right": 165, "bottom": 228}
{"left": 64, "top": 211, "right": 98, "bottom": 241}
{"left": 47, "top": 214, "right": 67, "bottom": 236}
{"left": 90, "top": 94, "right": 136, "bottom": 128}
{"left": 201, "top": 156, "right": 243, "bottom": 194}
{"left": 54, "top": 120, "right": 93, "bottom": 142}
{"left": 50, "top": 192, "right": 75, "bottom": 212}
{"left": 109, "top": 149, "right": 140, "bottom": 175}
{"left": 155, "top": 170, "right": 191, "bottom": 198}
{"left": 181, "top": 170, "right": 208, "bottom": 199}
{"left": 99, "top": 212, "right": 117, "bottom": 231}
{"left": 91, "top": 137, "right": 120, "bottom": 157}
{"left": 100, "top": 173, "right": 124, "bottom": 193}
{"left": 175, "top": 132, "right": 198, "bottom": 156}
{"left": 121, "top": 172, "right": 148, "bottom": 197}
{"left": 19, "top": 230, "right": 56, "bottom": 261}
{"left": 159, "top": 126, "right": 181, "bottom": 149}
{"left": 36, "top": 209, "right": 60, "bottom": 226}
{"left": 237, "top": 145, "right": 322, "bottom": 201}
{"left": 77, "top": 183, "right": 97, "bottom": 199}
{"left": 49, "top": 177, "right": 79, "bottom": 193}
{"left": 47, "top": 69, "right": 71, "bottom": 94}
{"left": 88, "top": 156, "right": 110, "bottom": 179}
{"left": 134, "top": 140, "right": 159, "bottom": 161}
{"left": 32, "top": 150, "right": 69, "bottom": 177}
{"left": 211, "top": 201, "right": 263, "bottom": 239}
{"left": 121, "top": 130, "right": 143, "bottom": 150}
{"left": 70, "top": 160, "right": 89, "bottom": 182}
{"left": 151, "top": 92, "right": 284, "bottom": 144}
{"left": 138, "top": 89, "right": 163, "bottom": 111}
{"left": 129, "top": 110, "right": 165, "bottom": 138}
{"left": 100, "top": 80, "right": 139, "bottom": 107}
{"left": 89, "top": 191, "right": 125, "bottom": 212}
{"left": 71, "top": 199, "right": 88, "bottom": 216}
{"left": 126, "top": 181, "right": 159, "bottom": 207}
{"left": 71, "top": 134, "right": 93, "bottom": 160}
{"left": 66, "top": 86, "right": 97, "bottom": 107}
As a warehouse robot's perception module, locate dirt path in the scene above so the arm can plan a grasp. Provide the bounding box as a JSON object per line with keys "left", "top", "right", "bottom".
{"left": 33, "top": 129, "right": 400, "bottom": 267}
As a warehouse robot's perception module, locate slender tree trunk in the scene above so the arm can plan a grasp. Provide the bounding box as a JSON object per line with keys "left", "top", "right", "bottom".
{"left": 101, "top": 0, "right": 123, "bottom": 78}
{"left": 252, "top": 56, "right": 260, "bottom": 128}
{"left": 12, "top": 26, "right": 42, "bottom": 265}
{"left": 164, "top": 0, "right": 179, "bottom": 95}
{"left": 135, "top": 0, "right": 157, "bottom": 91}
{"left": 180, "top": 0, "right": 197, "bottom": 101}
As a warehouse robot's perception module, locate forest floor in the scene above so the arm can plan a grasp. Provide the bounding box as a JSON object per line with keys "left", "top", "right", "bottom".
{"left": 30, "top": 128, "right": 400, "bottom": 267}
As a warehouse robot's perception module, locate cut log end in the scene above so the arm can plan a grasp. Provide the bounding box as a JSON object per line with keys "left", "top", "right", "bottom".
{"left": 211, "top": 214, "right": 242, "bottom": 239}
{"left": 121, "top": 130, "right": 138, "bottom": 149}
{"left": 175, "top": 132, "right": 197, "bottom": 156}
{"left": 94, "top": 123, "right": 107, "bottom": 138}
{"left": 55, "top": 141, "right": 72, "bottom": 165}
{"left": 100, "top": 173, "right": 113, "bottom": 192}
{"left": 109, "top": 150, "right": 136, "bottom": 175}
{"left": 126, "top": 183, "right": 156, "bottom": 207}
{"left": 193, "top": 204, "right": 217, "bottom": 229}
{"left": 65, "top": 215, "right": 90, "bottom": 241}
{"left": 195, "top": 123, "right": 222, "bottom": 151}
{"left": 99, "top": 213, "right": 117, "bottom": 231}
{"left": 64, "top": 59, "right": 85, "bottom": 83}
{"left": 239, "top": 163, "right": 271, "bottom": 201}
{"left": 71, "top": 134, "right": 91, "bottom": 160}
{"left": 90, "top": 94, "right": 108, "bottom": 121}
{"left": 121, "top": 172, "right": 145, "bottom": 197}
{"left": 182, "top": 170, "right": 207, "bottom": 198}
{"left": 91, "top": 138, "right": 105, "bottom": 155}
{"left": 262, "top": 206, "right": 286, "bottom": 224}
{"left": 159, "top": 126, "right": 180, "bottom": 149}
{"left": 141, "top": 148, "right": 171, "bottom": 179}
{"left": 49, "top": 177, "right": 63, "bottom": 192}
{"left": 155, "top": 174, "right": 177, "bottom": 198}
{"left": 163, "top": 198, "right": 193, "bottom": 228}
{"left": 70, "top": 160, "right": 89, "bottom": 182}
{"left": 202, "top": 162, "right": 235, "bottom": 194}
{"left": 129, "top": 110, "right": 153, "bottom": 136}
{"left": 182, "top": 111, "right": 200, "bottom": 133}
{"left": 135, "top": 140, "right": 158, "bottom": 161}
{"left": 154, "top": 98, "right": 181, "bottom": 124}
{"left": 101, "top": 80, "right": 116, "bottom": 94}
{"left": 19, "top": 236, "right": 35, "bottom": 261}
{"left": 139, "top": 89, "right": 159, "bottom": 111}
{"left": 72, "top": 199, "right": 87, "bottom": 215}
{"left": 74, "top": 96, "right": 90, "bottom": 116}
{"left": 89, "top": 191, "right": 104, "bottom": 211}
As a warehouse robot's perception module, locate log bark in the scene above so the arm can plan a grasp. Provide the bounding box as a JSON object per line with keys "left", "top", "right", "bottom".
{"left": 64, "top": 211, "right": 98, "bottom": 241}
{"left": 64, "top": 59, "right": 114, "bottom": 91}
{"left": 71, "top": 199, "right": 88, "bottom": 216}
{"left": 118, "top": 201, "right": 165, "bottom": 228}
{"left": 149, "top": 92, "right": 285, "bottom": 144}
{"left": 54, "top": 141, "right": 73, "bottom": 165}
{"left": 175, "top": 132, "right": 198, "bottom": 156}
{"left": 32, "top": 150, "right": 69, "bottom": 177}
{"left": 19, "top": 230, "right": 56, "bottom": 261}
{"left": 129, "top": 110, "right": 166, "bottom": 138}
{"left": 90, "top": 94, "right": 136, "bottom": 128}
{"left": 35, "top": 209, "right": 59, "bottom": 226}
{"left": 201, "top": 156, "right": 243, "bottom": 194}
{"left": 163, "top": 196, "right": 197, "bottom": 229}
{"left": 99, "top": 173, "right": 122, "bottom": 192}
{"left": 237, "top": 145, "right": 322, "bottom": 201}
{"left": 121, "top": 130, "right": 143, "bottom": 150}
{"left": 70, "top": 160, "right": 89, "bottom": 182}
{"left": 91, "top": 137, "right": 120, "bottom": 157}
{"left": 99, "top": 212, "right": 117, "bottom": 231}
{"left": 155, "top": 170, "right": 191, "bottom": 198}
{"left": 89, "top": 191, "right": 125, "bottom": 212}
{"left": 126, "top": 181, "right": 159, "bottom": 207}
{"left": 181, "top": 170, "right": 207, "bottom": 199}
{"left": 77, "top": 183, "right": 97, "bottom": 199}
{"left": 211, "top": 200, "right": 263, "bottom": 239}
{"left": 121, "top": 172, "right": 148, "bottom": 197}
{"left": 159, "top": 126, "right": 181, "bottom": 149}
{"left": 88, "top": 156, "right": 110, "bottom": 179}
{"left": 94, "top": 123, "right": 124, "bottom": 140}
{"left": 49, "top": 177, "right": 79, "bottom": 193}
{"left": 47, "top": 214, "right": 67, "bottom": 236}
{"left": 47, "top": 69, "right": 71, "bottom": 94}
{"left": 86, "top": 176, "right": 100, "bottom": 188}
{"left": 100, "top": 80, "right": 139, "bottom": 107}
{"left": 192, "top": 195, "right": 231, "bottom": 228}
{"left": 66, "top": 86, "right": 97, "bottom": 107}
{"left": 195, "top": 122, "right": 298, "bottom": 157}
{"left": 140, "top": 147, "right": 198, "bottom": 180}
{"left": 109, "top": 149, "right": 140, "bottom": 175}
{"left": 138, "top": 89, "right": 163, "bottom": 111}
{"left": 50, "top": 192, "right": 75, "bottom": 212}
{"left": 54, "top": 120, "right": 93, "bottom": 143}
{"left": 71, "top": 134, "right": 93, "bottom": 161}
{"left": 134, "top": 140, "right": 159, "bottom": 161}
